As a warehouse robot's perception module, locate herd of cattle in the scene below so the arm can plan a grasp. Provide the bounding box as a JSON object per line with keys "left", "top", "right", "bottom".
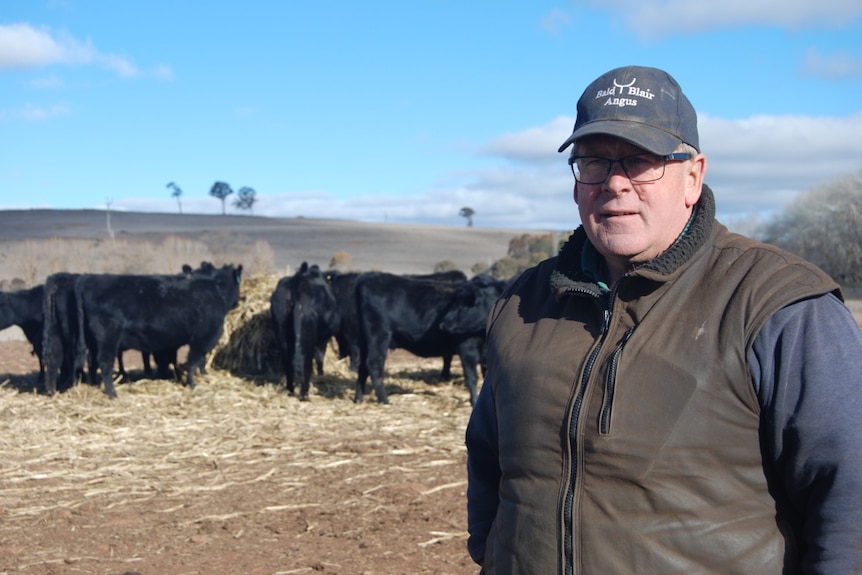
{"left": 0, "top": 262, "right": 509, "bottom": 405}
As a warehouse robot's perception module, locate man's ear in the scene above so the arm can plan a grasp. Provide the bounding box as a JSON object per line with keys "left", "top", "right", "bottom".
{"left": 573, "top": 181, "right": 580, "bottom": 204}
{"left": 685, "top": 154, "right": 707, "bottom": 207}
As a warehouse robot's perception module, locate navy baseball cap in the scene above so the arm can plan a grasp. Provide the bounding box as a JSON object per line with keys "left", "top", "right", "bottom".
{"left": 558, "top": 66, "right": 700, "bottom": 156}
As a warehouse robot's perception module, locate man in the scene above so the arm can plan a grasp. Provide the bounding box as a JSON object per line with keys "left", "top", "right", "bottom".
{"left": 465, "top": 65, "right": 862, "bottom": 574}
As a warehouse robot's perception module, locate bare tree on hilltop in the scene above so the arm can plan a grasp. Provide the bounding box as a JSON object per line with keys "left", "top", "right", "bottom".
{"left": 459, "top": 206, "right": 475, "bottom": 227}
{"left": 209, "top": 181, "right": 234, "bottom": 215}
{"left": 166, "top": 182, "right": 183, "bottom": 214}
{"left": 233, "top": 186, "right": 257, "bottom": 215}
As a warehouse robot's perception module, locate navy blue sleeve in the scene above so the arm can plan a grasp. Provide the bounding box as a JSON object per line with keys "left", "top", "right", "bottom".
{"left": 465, "top": 379, "right": 501, "bottom": 566}
{"left": 750, "top": 293, "right": 862, "bottom": 574}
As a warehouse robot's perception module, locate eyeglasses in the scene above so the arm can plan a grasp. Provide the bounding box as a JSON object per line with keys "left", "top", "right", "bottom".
{"left": 569, "top": 153, "right": 692, "bottom": 185}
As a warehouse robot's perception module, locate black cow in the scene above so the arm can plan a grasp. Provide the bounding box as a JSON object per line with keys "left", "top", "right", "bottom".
{"left": 42, "top": 273, "right": 87, "bottom": 393}
{"left": 116, "top": 262, "right": 219, "bottom": 381}
{"left": 439, "top": 274, "right": 507, "bottom": 376}
{"left": 353, "top": 271, "right": 502, "bottom": 405}
{"left": 0, "top": 285, "right": 45, "bottom": 382}
{"left": 325, "top": 269, "right": 468, "bottom": 376}
{"left": 270, "top": 262, "right": 340, "bottom": 400}
{"left": 323, "top": 270, "right": 361, "bottom": 371}
{"left": 73, "top": 264, "right": 242, "bottom": 397}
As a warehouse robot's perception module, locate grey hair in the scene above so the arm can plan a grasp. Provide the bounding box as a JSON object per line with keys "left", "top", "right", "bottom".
{"left": 677, "top": 142, "right": 699, "bottom": 156}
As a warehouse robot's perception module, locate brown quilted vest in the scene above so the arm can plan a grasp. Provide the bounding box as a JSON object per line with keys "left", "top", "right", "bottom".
{"left": 480, "top": 187, "right": 840, "bottom": 574}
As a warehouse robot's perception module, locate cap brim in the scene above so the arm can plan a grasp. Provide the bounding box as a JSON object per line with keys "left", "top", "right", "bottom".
{"left": 557, "top": 120, "right": 681, "bottom": 156}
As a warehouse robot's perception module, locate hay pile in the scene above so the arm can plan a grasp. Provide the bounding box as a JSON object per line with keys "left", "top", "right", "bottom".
{"left": 208, "top": 273, "right": 282, "bottom": 378}
{"left": 209, "top": 273, "right": 358, "bottom": 389}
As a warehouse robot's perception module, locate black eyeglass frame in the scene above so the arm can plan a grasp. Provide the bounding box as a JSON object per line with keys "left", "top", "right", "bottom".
{"left": 568, "top": 152, "right": 692, "bottom": 184}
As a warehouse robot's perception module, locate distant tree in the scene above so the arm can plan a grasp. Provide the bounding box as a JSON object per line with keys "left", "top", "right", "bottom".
{"left": 760, "top": 170, "right": 862, "bottom": 286}
{"left": 459, "top": 206, "right": 475, "bottom": 227}
{"left": 209, "top": 181, "right": 234, "bottom": 215}
{"left": 166, "top": 181, "right": 183, "bottom": 214}
{"left": 233, "top": 186, "right": 257, "bottom": 214}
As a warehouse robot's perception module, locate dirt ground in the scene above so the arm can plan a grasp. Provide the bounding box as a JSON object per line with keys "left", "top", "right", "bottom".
{"left": 0, "top": 341, "right": 479, "bottom": 575}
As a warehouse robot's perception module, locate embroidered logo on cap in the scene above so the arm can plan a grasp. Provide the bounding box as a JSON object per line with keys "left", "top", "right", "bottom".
{"left": 594, "top": 77, "right": 657, "bottom": 109}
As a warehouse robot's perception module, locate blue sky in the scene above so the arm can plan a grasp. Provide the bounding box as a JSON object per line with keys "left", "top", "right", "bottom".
{"left": 1, "top": 0, "right": 861, "bottom": 231}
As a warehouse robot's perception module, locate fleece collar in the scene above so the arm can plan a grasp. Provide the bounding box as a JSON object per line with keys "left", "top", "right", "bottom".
{"left": 549, "top": 184, "right": 716, "bottom": 296}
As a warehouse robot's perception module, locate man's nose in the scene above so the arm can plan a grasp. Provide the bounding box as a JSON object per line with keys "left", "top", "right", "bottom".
{"left": 603, "top": 160, "right": 631, "bottom": 190}
{"left": 608, "top": 159, "right": 629, "bottom": 179}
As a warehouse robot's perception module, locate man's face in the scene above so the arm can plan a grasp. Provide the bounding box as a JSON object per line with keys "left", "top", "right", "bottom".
{"left": 573, "top": 135, "right": 705, "bottom": 277}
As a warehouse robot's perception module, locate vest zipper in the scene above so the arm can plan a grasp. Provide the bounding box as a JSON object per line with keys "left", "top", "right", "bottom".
{"left": 599, "top": 326, "right": 635, "bottom": 435}
{"left": 563, "top": 289, "right": 613, "bottom": 575}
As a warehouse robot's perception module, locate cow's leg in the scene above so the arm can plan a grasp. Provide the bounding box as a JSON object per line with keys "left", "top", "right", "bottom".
{"left": 61, "top": 332, "right": 87, "bottom": 390}
{"left": 354, "top": 362, "right": 368, "bottom": 403}
{"left": 184, "top": 346, "right": 205, "bottom": 389}
{"left": 285, "top": 372, "right": 296, "bottom": 395}
{"left": 282, "top": 347, "right": 296, "bottom": 396}
{"left": 367, "top": 346, "right": 389, "bottom": 404}
{"left": 87, "top": 344, "right": 100, "bottom": 386}
{"left": 153, "top": 349, "right": 176, "bottom": 380}
{"left": 460, "top": 351, "right": 480, "bottom": 406}
{"left": 314, "top": 345, "right": 325, "bottom": 376}
{"left": 354, "top": 333, "right": 390, "bottom": 404}
{"left": 42, "top": 333, "right": 62, "bottom": 396}
{"left": 354, "top": 340, "right": 389, "bottom": 403}
{"left": 36, "top": 356, "right": 45, "bottom": 387}
{"left": 440, "top": 354, "right": 453, "bottom": 381}
{"left": 349, "top": 340, "right": 360, "bottom": 372}
{"left": 186, "top": 335, "right": 218, "bottom": 389}
{"left": 142, "top": 351, "right": 154, "bottom": 378}
{"left": 97, "top": 342, "right": 119, "bottom": 398}
{"left": 300, "top": 353, "right": 314, "bottom": 401}
{"left": 370, "top": 371, "right": 389, "bottom": 404}
{"left": 58, "top": 349, "right": 77, "bottom": 391}
{"left": 276, "top": 336, "right": 295, "bottom": 395}
{"left": 116, "top": 350, "right": 127, "bottom": 380}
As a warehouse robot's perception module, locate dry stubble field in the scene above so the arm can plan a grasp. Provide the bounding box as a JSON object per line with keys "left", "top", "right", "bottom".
{"left": 0, "top": 210, "right": 542, "bottom": 575}
{"left": 0, "top": 342, "right": 475, "bottom": 575}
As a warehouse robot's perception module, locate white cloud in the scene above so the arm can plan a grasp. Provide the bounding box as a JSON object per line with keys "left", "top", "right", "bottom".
{"left": 481, "top": 116, "right": 572, "bottom": 163}
{"left": 801, "top": 48, "right": 862, "bottom": 79}
{"left": 234, "top": 106, "right": 258, "bottom": 118}
{"left": 0, "top": 102, "right": 70, "bottom": 121}
{"left": 0, "top": 23, "right": 72, "bottom": 68}
{"left": 0, "top": 22, "right": 138, "bottom": 76}
{"left": 697, "top": 113, "right": 862, "bottom": 217}
{"left": 539, "top": 9, "right": 572, "bottom": 37}
{"left": 30, "top": 74, "right": 64, "bottom": 89}
{"left": 100, "top": 53, "right": 139, "bottom": 78}
{"left": 574, "top": 0, "right": 862, "bottom": 38}
{"left": 153, "top": 64, "right": 174, "bottom": 81}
